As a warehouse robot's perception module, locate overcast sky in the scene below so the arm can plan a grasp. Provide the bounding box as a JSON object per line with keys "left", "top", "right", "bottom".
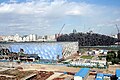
{"left": 0, "top": 0, "right": 120, "bottom": 36}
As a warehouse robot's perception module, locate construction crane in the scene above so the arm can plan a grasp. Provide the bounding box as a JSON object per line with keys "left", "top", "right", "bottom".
{"left": 116, "top": 24, "right": 119, "bottom": 33}
{"left": 115, "top": 24, "right": 120, "bottom": 45}
{"left": 58, "top": 24, "right": 65, "bottom": 36}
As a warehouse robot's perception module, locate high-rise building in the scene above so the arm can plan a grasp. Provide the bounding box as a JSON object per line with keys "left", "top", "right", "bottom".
{"left": 73, "top": 29, "right": 77, "bottom": 33}
{"left": 32, "top": 34, "right": 37, "bottom": 41}
{"left": 14, "top": 34, "right": 22, "bottom": 42}
{"left": 0, "top": 36, "right": 3, "bottom": 41}
{"left": 22, "top": 34, "right": 37, "bottom": 41}
{"left": 44, "top": 35, "right": 56, "bottom": 41}
{"left": 117, "top": 33, "right": 120, "bottom": 40}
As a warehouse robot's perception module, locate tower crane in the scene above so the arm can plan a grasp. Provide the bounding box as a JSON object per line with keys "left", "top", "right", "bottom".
{"left": 115, "top": 24, "right": 120, "bottom": 45}
{"left": 58, "top": 24, "right": 65, "bottom": 37}
{"left": 116, "top": 24, "right": 119, "bottom": 33}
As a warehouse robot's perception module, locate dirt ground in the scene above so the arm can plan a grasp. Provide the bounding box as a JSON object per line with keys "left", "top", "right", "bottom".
{"left": 86, "top": 75, "right": 95, "bottom": 80}
{"left": 0, "top": 62, "right": 120, "bottom": 80}
{"left": 1, "top": 62, "right": 120, "bottom": 74}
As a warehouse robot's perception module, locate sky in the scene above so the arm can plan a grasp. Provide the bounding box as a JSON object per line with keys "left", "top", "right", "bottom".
{"left": 0, "top": 0, "right": 120, "bottom": 36}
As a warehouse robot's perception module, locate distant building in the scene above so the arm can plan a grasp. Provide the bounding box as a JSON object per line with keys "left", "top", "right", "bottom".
{"left": 2, "top": 35, "right": 14, "bottom": 41}
{"left": 22, "top": 34, "right": 37, "bottom": 42}
{"left": 55, "top": 34, "right": 63, "bottom": 39}
{"left": 111, "top": 33, "right": 120, "bottom": 39}
{"left": 28, "top": 34, "right": 37, "bottom": 41}
{"left": 111, "top": 34, "right": 118, "bottom": 39}
{"left": 0, "top": 34, "right": 56, "bottom": 42}
{"left": 117, "top": 33, "right": 120, "bottom": 40}
{"left": 38, "top": 35, "right": 56, "bottom": 41}
{"left": 23, "top": 35, "right": 28, "bottom": 42}
{"left": 0, "top": 36, "right": 3, "bottom": 41}
{"left": 32, "top": 34, "right": 37, "bottom": 41}
{"left": 73, "top": 29, "right": 77, "bottom": 34}
{"left": 14, "top": 34, "right": 22, "bottom": 42}
{"left": 46, "top": 35, "right": 56, "bottom": 41}
{"left": 0, "top": 34, "right": 23, "bottom": 42}
{"left": 44, "top": 35, "right": 47, "bottom": 40}
{"left": 74, "top": 68, "right": 90, "bottom": 80}
{"left": 37, "top": 36, "right": 44, "bottom": 41}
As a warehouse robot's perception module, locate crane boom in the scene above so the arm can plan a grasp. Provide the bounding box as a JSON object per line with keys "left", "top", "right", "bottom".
{"left": 116, "top": 24, "right": 119, "bottom": 33}
{"left": 59, "top": 24, "right": 65, "bottom": 35}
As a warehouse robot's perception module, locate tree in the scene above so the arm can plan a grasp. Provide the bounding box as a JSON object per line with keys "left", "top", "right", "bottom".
{"left": 106, "top": 51, "right": 120, "bottom": 64}
{"left": 106, "top": 51, "right": 116, "bottom": 62}
{"left": 114, "top": 58, "right": 120, "bottom": 64}
{"left": 57, "top": 32, "right": 117, "bottom": 46}
{"left": 117, "top": 50, "right": 120, "bottom": 60}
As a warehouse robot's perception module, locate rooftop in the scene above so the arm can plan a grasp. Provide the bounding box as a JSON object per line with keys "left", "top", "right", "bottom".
{"left": 74, "top": 68, "right": 90, "bottom": 78}
{"left": 116, "top": 69, "right": 120, "bottom": 78}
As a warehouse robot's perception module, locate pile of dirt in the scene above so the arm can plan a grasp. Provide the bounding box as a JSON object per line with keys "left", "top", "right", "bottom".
{"left": 29, "top": 71, "right": 54, "bottom": 80}
{"left": 0, "top": 69, "right": 34, "bottom": 80}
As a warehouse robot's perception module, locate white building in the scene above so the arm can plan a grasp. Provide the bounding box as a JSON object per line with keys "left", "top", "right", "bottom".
{"left": 1, "top": 34, "right": 38, "bottom": 42}
{"left": 22, "top": 34, "right": 37, "bottom": 42}
{"left": 32, "top": 34, "right": 36, "bottom": 41}
{"left": 37, "top": 35, "right": 56, "bottom": 41}
{"left": 2, "top": 35, "right": 14, "bottom": 41}
{"left": 45, "top": 35, "right": 56, "bottom": 41}
{"left": 29, "top": 34, "right": 37, "bottom": 41}
{"left": 91, "top": 60, "right": 107, "bottom": 67}
{"left": 111, "top": 34, "right": 118, "bottom": 39}
{"left": 23, "top": 36, "right": 30, "bottom": 42}
{"left": 13, "top": 34, "right": 22, "bottom": 42}
{"left": 37, "top": 36, "right": 44, "bottom": 41}
{"left": 74, "top": 68, "right": 90, "bottom": 80}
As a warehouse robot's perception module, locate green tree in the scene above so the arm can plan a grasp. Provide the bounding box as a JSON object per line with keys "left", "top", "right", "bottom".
{"left": 114, "top": 58, "right": 120, "bottom": 64}
{"left": 106, "top": 51, "right": 116, "bottom": 62}
{"left": 111, "top": 58, "right": 115, "bottom": 65}
{"left": 117, "top": 50, "right": 120, "bottom": 60}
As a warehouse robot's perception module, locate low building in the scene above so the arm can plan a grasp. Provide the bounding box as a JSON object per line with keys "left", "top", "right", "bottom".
{"left": 19, "top": 54, "right": 39, "bottom": 62}
{"left": 70, "top": 59, "right": 107, "bottom": 68}
{"left": 116, "top": 69, "right": 120, "bottom": 80}
{"left": 74, "top": 68, "right": 90, "bottom": 80}
{"left": 92, "top": 60, "right": 106, "bottom": 65}
{"left": 95, "top": 73, "right": 104, "bottom": 80}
